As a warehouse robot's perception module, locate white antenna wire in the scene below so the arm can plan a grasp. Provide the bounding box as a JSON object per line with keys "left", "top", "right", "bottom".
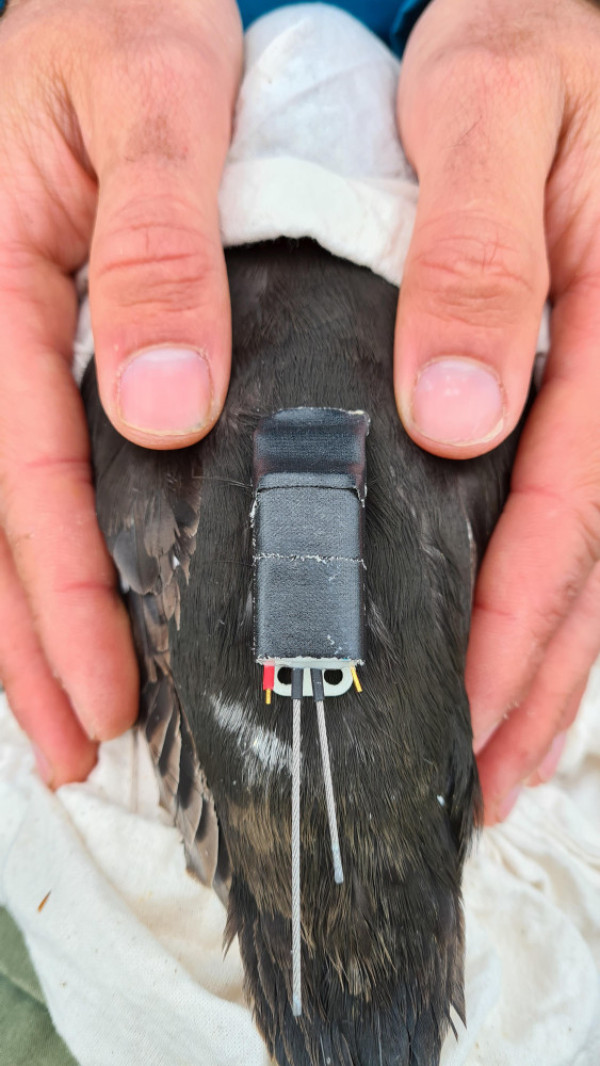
{"left": 315, "top": 697, "right": 344, "bottom": 885}
{"left": 291, "top": 690, "right": 302, "bottom": 1016}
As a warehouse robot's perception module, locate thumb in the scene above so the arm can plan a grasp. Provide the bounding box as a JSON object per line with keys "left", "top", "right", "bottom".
{"left": 395, "top": 12, "right": 559, "bottom": 459}
{"left": 85, "top": 9, "right": 241, "bottom": 449}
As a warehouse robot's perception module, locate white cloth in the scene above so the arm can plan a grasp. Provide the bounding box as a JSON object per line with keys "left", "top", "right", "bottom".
{"left": 219, "top": 4, "right": 417, "bottom": 286}
{"left": 0, "top": 5, "right": 585, "bottom": 1065}
{"left": 2, "top": 672, "right": 599, "bottom": 1066}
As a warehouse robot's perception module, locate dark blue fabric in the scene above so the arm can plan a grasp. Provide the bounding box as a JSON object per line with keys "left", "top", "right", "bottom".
{"left": 0, "top": 0, "right": 8, "bottom": 16}
{"left": 238, "top": 1, "right": 431, "bottom": 56}
{"left": 390, "top": 0, "right": 430, "bottom": 53}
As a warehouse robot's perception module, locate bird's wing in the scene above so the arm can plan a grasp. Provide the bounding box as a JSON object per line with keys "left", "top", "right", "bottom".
{"left": 81, "top": 361, "right": 229, "bottom": 901}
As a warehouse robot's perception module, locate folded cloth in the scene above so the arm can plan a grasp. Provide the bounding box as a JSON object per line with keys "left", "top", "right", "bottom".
{"left": 218, "top": 3, "right": 433, "bottom": 285}
{"left": 1, "top": 6, "right": 587, "bottom": 1066}
{"left": 1, "top": 666, "right": 599, "bottom": 1066}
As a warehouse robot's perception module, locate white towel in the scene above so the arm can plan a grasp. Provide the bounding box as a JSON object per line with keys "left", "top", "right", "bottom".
{"left": 1, "top": 6, "right": 588, "bottom": 1066}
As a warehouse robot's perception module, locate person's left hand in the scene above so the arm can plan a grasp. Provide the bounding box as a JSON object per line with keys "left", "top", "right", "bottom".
{"left": 394, "top": 0, "right": 600, "bottom": 823}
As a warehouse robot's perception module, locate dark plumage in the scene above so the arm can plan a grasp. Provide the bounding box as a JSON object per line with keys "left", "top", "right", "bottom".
{"left": 82, "top": 239, "right": 522, "bottom": 1066}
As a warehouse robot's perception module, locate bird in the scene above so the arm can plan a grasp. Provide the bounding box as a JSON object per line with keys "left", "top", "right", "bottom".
{"left": 82, "top": 238, "right": 523, "bottom": 1066}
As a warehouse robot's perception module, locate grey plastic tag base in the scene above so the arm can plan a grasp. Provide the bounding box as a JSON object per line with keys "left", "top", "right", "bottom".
{"left": 263, "top": 660, "right": 355, "bottom": 698}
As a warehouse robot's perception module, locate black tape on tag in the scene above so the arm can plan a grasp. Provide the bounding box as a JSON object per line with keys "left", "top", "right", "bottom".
{"left": 253, "top": 408, "right": 369, "bottom": 663}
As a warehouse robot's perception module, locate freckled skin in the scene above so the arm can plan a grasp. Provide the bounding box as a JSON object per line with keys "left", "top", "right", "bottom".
{"left": 83, "top": 239, "right": 524, "bottom": 1066}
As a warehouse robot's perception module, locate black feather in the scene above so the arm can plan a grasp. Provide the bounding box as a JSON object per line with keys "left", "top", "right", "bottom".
{"left": 82, "top": 239, "right": 524, "bottom": 1066}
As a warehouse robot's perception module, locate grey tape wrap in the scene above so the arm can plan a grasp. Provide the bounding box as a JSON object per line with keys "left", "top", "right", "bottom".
{"left": 253, "top": 407, "right": 369, "bottom": 663}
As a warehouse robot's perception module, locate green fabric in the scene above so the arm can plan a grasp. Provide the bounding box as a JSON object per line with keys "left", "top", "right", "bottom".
{"left": 0, "top": 907, "right": 78, "bottom": 1066}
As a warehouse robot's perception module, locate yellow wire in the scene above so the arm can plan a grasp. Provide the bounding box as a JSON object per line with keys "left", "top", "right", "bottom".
{"left": 351, "top": 666, "right": 362, "bottom": 694}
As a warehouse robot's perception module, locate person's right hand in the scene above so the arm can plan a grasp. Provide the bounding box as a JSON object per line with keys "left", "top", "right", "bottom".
{"left": 0, "top": 0, "right": 242, "bottom": 786}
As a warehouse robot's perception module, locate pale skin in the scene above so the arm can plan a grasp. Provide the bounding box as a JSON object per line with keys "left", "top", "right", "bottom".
{"left": 0, "top": 0, "right": 598, "bottom": 824}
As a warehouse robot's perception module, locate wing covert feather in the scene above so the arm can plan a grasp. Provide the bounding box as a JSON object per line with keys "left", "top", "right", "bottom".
{"left": 81, "top": 362, "right": 227, "bottom": 899}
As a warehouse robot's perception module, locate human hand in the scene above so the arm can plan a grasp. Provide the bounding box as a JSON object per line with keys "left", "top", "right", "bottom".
{"left": 395, "top": 0, "right": 600, "bottom": 823}
{"left": 0, "top": 0, "right": 242, "bottom": 786}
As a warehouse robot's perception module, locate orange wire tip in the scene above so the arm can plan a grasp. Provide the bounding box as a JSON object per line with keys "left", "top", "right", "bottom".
{"left": 351, "top": 666, "right": 362, "bottom": 693}
{"left": 265, "top": 690, "right": 272, "bottom": 705}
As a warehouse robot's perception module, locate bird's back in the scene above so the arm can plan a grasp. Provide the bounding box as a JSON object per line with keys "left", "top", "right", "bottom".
{"left": 83, "top": 239, "right": 520, "bottom": 1065}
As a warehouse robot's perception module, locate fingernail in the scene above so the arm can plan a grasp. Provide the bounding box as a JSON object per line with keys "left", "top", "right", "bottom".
{"left": 536, "top": 731, "right": 567, "bottom": 784}
{"left": 33, "top": 745, "right": 54, "bottom": 787}
{"left": 118, "top": 347, "right": 213, "bottom": 435}
{"left": 412, "top": 358, "right": 504, "bottom": 444}
{"left": 496, "top": 785, "right": 521, "bottom": 822}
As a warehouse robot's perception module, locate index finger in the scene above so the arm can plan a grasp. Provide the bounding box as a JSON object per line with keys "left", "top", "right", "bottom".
{"left": 466, "top": 281, "right": 600, "bottom": 743}
{"left": 0, "top": 246, "right": 138, "bottom": 742}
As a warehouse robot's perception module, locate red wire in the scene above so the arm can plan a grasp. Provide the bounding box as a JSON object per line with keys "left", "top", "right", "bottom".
{"left": 263, "top": 663, "right": 275, "bottom": 691}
